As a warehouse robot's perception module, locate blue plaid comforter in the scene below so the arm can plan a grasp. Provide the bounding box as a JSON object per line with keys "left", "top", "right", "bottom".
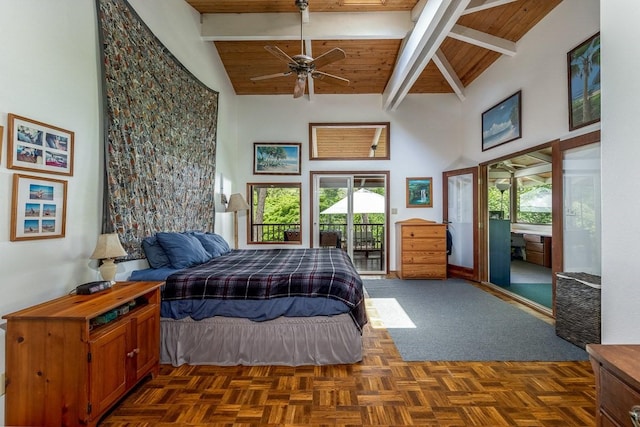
{"left": 162, "top": 248, "right": 367, "bottom": 332}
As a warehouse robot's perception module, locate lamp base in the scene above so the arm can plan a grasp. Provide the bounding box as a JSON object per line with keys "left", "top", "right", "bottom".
{"left": 99, "top": 258, "right": 117, "bottom": 284}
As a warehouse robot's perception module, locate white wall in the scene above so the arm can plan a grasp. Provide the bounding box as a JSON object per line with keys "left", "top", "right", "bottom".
{"left": 460, "top": 0, "right": 601, "bottom": 160}
{"left": 236, "top": 94, "right": 463, "bottom": 267}
{"left": 600, "top": 0, "right": 640, "bottom": 343}
{"left": 0, "top": 1, "right": 237, "bottom": 422}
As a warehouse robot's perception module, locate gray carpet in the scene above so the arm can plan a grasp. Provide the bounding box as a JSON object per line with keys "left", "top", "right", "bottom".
{"left": 363, "top": 278, "right": 588, "bottom": 362}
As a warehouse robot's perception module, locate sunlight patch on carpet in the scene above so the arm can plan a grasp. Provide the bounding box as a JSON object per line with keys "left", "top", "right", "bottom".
{"left": 369, "top": 298, "right": 416, "bottom": 329}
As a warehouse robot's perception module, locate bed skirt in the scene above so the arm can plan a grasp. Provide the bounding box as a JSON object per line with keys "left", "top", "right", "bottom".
{"left": 160, "top": 314, "right": 363, "bottom": 366}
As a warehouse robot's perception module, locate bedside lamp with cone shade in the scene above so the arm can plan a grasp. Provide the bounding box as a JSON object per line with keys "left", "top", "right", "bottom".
{"left": 226, "top": 193, "right": 250, "bottom": 249}
{"left": 90, "top": 233, "right": 128, "bottom": 283}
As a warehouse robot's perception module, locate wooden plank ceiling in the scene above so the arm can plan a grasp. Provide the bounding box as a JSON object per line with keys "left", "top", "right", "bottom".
{"left": 185, "top": 0, "right": 562, "bottom": 106}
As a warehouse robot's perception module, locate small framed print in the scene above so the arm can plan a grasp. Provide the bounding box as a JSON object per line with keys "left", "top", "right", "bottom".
{"left": 11, "top": 173, "right": 67, "bottom": 241}
{"left": 253, "top": 143, "right": 301, "bottom": 175}
{"left": 7, "top": 113, "right": 74, "bottom": 176}
{"left": 406, "top": 177, "right": 433, "bottom": 208}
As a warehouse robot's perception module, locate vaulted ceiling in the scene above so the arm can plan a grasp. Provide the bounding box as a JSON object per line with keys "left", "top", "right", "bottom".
{"left": 185, "top": 0, "right": 562, "bottom": 109}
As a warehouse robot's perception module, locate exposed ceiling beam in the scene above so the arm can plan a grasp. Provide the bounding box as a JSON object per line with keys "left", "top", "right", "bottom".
{"left": 369, "top": 127, "right": 383, "bottom": 157}
{"left": 461, "top": 0, "right": 518, "bottom": 16}
{"left": 513, "top": 163, "right": 552, "bottom": 178}
{"left": 382, "top": 0, "right": 472, "bottom": 111}
{"left": 432, "top": 49, "right": 465, "bottom": 101}
{"left": 201, "top": 11, "right": 412, "bottom": 41}
{"left": 525, "top": 151, "right": 552, "bottom": 163}
{"left": 448, "top": 24, "right": 517, "bottom": 56}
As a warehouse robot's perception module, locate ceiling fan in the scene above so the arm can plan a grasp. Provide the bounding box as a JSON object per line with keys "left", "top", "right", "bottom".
{"left": 250, "top": 0, "right": 350, "bottom": 98}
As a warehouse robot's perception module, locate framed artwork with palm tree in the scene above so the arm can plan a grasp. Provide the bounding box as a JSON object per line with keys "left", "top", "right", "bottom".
{"left": 568, "top": 32, "right": 600, "bottom": 131}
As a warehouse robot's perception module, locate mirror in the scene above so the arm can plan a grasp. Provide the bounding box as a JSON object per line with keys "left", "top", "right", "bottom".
{"left": 309, "top": 122, "right": 390, "bottom": 160}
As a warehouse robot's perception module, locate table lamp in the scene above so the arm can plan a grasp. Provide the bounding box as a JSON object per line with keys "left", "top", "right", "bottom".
{"left": 226, "top": 193, "right": 250, "bottom": 249}
{"left": 90, "top": 233, "right": 128, "bottom": 283}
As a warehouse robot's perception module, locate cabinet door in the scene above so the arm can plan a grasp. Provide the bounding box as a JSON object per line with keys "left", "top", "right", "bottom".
{"left": 88, "top": 320, "right": 130, "bottom": 418}
{"left": 132, "top": 304, "right": 160, "bottom": 382}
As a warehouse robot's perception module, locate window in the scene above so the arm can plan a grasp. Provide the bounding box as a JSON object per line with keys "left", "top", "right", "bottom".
{"left": 247, "top": 182, "right": 301, "bottom": 243}
{"left": 516, "top": 179, "right": 552, "bottom": 224}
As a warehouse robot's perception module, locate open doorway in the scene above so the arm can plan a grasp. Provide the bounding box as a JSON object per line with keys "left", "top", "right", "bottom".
{"left": 487, "top": 146, "right": 553, "bottom": 311}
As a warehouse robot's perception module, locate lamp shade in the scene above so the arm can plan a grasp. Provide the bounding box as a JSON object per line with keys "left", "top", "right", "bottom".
{"left": 226, "top": 193, "right": 249, "bottom": 212}
{"left": 496, "top": 182, "right": 511, "bottom": 192}
{"left": 90, "top": 233, "right": 128, "bottom": 260}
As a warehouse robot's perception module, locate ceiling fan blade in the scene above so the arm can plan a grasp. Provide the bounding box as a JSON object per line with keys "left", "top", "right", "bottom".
{"left": 311, "top": 48, "right": 346, "bottom": 69}
{"left": 293, "top": 75, "right": 307, "bottom": 98}
{"left": 311, "top": 70, "right": 350, "bottom": 87}
{"left": 264, "top": 45, "right": 296, "bottom": 65}
{"left": 250, "top": 71, "right": 292, "bottom": 81}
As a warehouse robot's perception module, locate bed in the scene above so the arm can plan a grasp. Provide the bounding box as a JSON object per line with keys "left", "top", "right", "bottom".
{"left": 130, "top": 232, "right": 367, "bottom": 366}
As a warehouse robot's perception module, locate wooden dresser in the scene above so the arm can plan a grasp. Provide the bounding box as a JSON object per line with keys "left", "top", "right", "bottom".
{"left": 586, "top": 344, "right": 640, "bottom": 427}
{"left": 395, "top": 218, "right": 447, "bottom": 279}
{"left": 523, "top": 233, "right": 552, "bottom": 267}
{"left": 3, "top": 281, "right": 163, "bottom": 427}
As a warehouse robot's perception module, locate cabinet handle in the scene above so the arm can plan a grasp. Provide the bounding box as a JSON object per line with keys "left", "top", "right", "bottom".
{"left": 127, "top": 348, "right": 140, "bottom": 358}
{"left": 631, "top": 405, "right": 640, "bottom": 427}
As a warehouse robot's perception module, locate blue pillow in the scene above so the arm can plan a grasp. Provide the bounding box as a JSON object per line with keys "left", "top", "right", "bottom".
{"left": 209, "top": 233, "right": 231, "bottom": 254}
{"left": 156, "top": 232, "right": 212, "bottom": 269}
{"left": 191, "top": 232, "right": 231, "bottom": 256}
{"left": 141, "top": 236, "right": 172, "bottom": 269}
{"left": 191, "top": 232, "right": 223, "bottom": 257}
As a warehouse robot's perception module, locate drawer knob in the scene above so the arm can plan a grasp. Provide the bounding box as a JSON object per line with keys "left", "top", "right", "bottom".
{"left": 631, "top": 406, "right": 640, "bottom": 427}
{"left": 127, "top": 348, "right": 140, "bottom": 358}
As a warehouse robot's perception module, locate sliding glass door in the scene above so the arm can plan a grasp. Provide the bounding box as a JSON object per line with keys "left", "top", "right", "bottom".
{"left": 312, "top": 172, "right": 388, "bottom": 274}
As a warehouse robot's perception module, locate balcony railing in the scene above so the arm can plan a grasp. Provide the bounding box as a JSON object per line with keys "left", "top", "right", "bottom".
{"left": 251, "top": 222, "right": 384, "bottom": 251}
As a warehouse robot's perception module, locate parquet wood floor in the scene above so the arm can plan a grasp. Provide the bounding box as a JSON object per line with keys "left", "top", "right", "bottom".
{"left": 100, "top": 292, "right": 596, "bottom": 427}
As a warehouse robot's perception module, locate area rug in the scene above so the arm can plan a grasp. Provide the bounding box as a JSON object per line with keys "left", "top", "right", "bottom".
{"left": 363, "top": 278, "right": 588, "bottom": 362}
{"left": 505, "top": 282, "right": 552, "bottom": 308}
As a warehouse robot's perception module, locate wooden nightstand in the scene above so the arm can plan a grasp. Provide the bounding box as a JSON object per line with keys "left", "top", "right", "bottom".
{"left": 3, "top": 281, "right": 163, "bottom": 427}
{"left": 587, "top": 344, "right": 640, "bottom": 427}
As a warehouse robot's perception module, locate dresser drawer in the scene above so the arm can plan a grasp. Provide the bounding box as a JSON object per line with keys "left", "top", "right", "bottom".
{"left": 600, "top": 367, "right": 640, "bottom": 426}
{"left": 525, "top": 241, "right": 544, "bottom": 253}
{"left": 524, "top": 234, "right": 542, "bottom": 243}
{"left": 401, "top": 265, "right": 447, "bottom": 279}
{"left": 403, "top": 238, "right": 447, "bottom": 252}
{"left": 402, "top": 251, "right": 447, "bottom": 265}
{"left": 526, "top": 251, "right": 545, "bottom": 266}
{"left": 402, "top": 226, "right": 444, "bottom": 239}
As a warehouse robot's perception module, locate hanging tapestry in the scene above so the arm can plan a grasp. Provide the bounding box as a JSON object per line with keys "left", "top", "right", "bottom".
{"left": 96, "top": 0, "right": 219, "bottom": 259}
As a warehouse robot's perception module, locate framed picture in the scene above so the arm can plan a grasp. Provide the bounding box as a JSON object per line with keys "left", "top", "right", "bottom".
{"left": 253, "top": 142, "right": 301, "bottom": 175}
{"left": 568, "top": 32, "right": 601, "bottom": 131}
{"left": 481, "top": 91, "right": 522, "bottom": 151}
{"left": 7, "top": 113, "right": 74, "bottom": 176}
{"left": 11, "top": 173, "right": 67, "bottom": 241}
{"left": 406, "top": 177, "right": 433, "bottom": 208}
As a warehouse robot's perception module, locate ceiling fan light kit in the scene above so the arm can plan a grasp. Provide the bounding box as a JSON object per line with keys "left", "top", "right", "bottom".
{"left": 250, "top": 0, "right": 350, "bottom": 98}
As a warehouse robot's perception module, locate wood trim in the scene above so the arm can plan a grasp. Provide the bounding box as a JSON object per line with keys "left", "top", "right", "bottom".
{"left": 443, "top": 166, "right": 479, "bottom": 282}
{"left": 551, "top": 139, "right": 563, "bottom": 316}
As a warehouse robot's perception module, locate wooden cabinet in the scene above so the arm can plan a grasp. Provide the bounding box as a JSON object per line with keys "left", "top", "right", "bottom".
{"left": 395, "top": 218, "right": 447, "bottom": 279}
{"left": 586, "top": 344, "right": 640, "bottom": 427}
{"left": 524, "top": 233, "right": 552, "bottom": 267}
{"left": 3, "top": 281, "right": 163, "bottom": 427}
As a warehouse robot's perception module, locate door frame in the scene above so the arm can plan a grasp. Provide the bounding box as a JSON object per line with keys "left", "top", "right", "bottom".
{"left": 478, "top": 130, "right": 600, "bottom": 317}
{"left": 442, "top": 166, "right": 479, "bottom": 281}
